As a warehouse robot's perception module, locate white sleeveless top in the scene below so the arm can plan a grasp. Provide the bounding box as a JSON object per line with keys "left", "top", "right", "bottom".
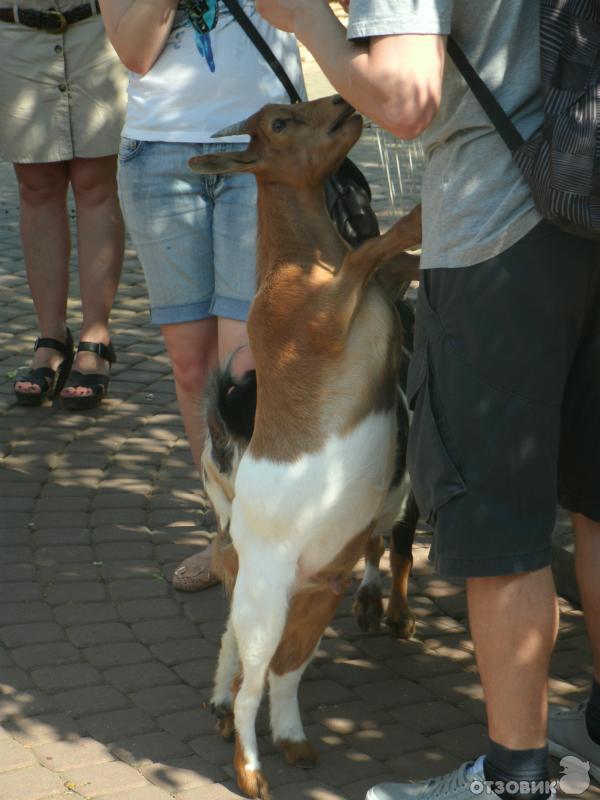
{"left": 122, "top": 0, "right": 306, "bottom": 144}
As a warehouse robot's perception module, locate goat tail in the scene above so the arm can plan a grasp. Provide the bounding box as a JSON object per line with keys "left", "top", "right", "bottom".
{"left": 205, "top": 361, "right": 257, "bottom": 450}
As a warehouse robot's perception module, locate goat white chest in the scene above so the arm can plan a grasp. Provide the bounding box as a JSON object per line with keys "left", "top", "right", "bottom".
{"left": 231, "top": 410, "right": 397, "bottom": 577}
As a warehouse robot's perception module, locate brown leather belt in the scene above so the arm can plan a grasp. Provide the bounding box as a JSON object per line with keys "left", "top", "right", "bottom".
{"left": 0, "top": 1, "right": 101, "bottom": 33}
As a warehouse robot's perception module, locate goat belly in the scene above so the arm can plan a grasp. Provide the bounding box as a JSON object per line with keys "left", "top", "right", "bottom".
{"left": 230, "top": 410, "right": 397, "bottom": 572}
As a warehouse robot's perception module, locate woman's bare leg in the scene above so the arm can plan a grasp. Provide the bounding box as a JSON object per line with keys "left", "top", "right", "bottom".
{"left": 61, "top": 155, "right": 124, "bottom": 399}
{"left": 13, "top": 161, "right": 71, "bottom": 396}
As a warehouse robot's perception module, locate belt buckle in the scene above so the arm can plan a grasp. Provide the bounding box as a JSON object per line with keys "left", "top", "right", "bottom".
{"left": 47, "top": 9, "right": 67, "bottom": 33}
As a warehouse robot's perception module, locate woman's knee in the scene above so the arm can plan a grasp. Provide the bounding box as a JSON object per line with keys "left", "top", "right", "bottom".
{"left": 69, "top": 155, "right": 119, "bottom": 207}
{"left": 14, "top": 163, "right": 69, "bottom": 207}
{"left": 162, "top": 319, "right": 218, "bottom": 396}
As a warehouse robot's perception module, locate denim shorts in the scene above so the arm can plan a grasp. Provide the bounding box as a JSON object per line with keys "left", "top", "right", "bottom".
{"left": 407, "top": 221, "right": 600, "bottom": 578}
{"left": 117, "top": 138, "right": 257, "bottom": 325}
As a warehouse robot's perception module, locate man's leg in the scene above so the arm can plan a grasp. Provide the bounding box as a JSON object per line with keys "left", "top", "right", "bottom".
{"left": 468, "top": 567, "right": 559, "bottom": 749}
{"left": 548, "top": 514, "right": 600, "bottom": 778}
{"left": 469, "top": 567, "right": 558, "bottom": 794}
{"left": 573, "top": 514, "right": 600, "bottom": 680}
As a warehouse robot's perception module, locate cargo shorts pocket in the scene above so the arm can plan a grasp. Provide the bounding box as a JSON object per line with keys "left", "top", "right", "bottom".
{"left": 406, "top": 341, "right": 467, "bottom": 525}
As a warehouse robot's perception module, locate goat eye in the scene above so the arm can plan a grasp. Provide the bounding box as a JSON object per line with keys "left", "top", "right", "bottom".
{"left": 271, "top": 118, "right": 287, "bottom": 133}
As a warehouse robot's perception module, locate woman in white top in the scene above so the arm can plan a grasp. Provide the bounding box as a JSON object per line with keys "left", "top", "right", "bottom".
{"left": 101, "top": 0, "right": 305, "bottom": 590}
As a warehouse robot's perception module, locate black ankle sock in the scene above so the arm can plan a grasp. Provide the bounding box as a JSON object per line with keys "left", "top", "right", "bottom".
{"left": 484, "top": 739, "right": 550, "bottom": 800}
{"left": 586, "top": 679, "right": 600, "bottom": 745}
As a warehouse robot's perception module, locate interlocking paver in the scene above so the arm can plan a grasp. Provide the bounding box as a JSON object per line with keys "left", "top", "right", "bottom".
{"left": 112, "top": 731, "right": 192, "bottom": 766}
{"left": 108, "top": 580, "right": 170, "bottom": 601}
{"left": 0, "top": 737, "right": 37, "bottom": 771}
{"left": 118, "top": 599, "right": 181, "bottom": 623}
{"left": 83, "top": 643, "right": 152, "bottom": 669}
{"left": 150, "top": 638, "right": 218, "bottom": 666}
{"left": 66, "top": 623, "right": 134, "bottom": 648}
{"left": 32, "top": 664, "right": 103, "bottom": 693}
{"left": 0, "top": 765, "right": 66, "bottom": 800}
{"left": 53, "top": 686, "right": 130, "bottom": 718}
{"left": 142, "top": 755, "right": 226, "bottom": 792}
{"left": 0, "top": 689, "right": 57, "bottom": 721}
{"left": 104, "top": 662, "right": 178, "bottom": 693}
{"left": 131, "top": 685, "right": 203, "bottom": 717}
{"left": 34, "top": 737, "right": 114, "bottom": 771}
{"left": 54, "top": 604, "right": 119, "bottom": 627}
{"left": 45, "top": 583, "right": 108, "bottom": 606}
{"left": 80, "top": 709, "right": 158, "bottom": 743}
{"left": 63, "top": 761, "right": 148, "bottom": 797}
{"left": 3, "top": 713, "right": 83, "bottom": 746}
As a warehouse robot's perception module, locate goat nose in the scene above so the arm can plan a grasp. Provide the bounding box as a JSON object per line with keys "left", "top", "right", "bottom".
{"left": 332, "top": 95, "right": 344, "bottom": 105}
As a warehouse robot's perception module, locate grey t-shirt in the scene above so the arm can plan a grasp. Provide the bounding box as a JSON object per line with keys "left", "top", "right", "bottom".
{"left": 347, "top": 0, "right": 544, "bottom": 269}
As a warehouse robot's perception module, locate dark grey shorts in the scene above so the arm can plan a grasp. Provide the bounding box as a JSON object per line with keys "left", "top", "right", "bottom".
{"left": 407, "top": 221, "right": 600, "bottom": 578}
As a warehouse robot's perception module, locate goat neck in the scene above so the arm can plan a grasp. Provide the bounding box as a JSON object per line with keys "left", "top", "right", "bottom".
{"left": 255, "top": 179, "right": 347, "bottom": 284}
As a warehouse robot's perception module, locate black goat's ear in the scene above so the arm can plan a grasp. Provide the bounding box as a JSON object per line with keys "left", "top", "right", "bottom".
{"left": 188, "top": 151, "right": 258, "bottom": 175}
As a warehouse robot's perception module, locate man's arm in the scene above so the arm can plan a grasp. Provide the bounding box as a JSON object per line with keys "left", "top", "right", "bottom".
{"left": 99, "top": 0, "right": 179, "bottom": 75}
{"left": 256, "top": 0, "right": 445, "bottom": 139}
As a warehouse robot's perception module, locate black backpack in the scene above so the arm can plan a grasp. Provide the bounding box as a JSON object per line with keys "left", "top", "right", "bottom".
{"left": 448, "top": 0, "right": 600, "bottom": 241}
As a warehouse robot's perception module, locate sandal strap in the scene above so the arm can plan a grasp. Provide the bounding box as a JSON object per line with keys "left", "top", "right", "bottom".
{"left": 34, "top": 328, "right": 73, "bottom": 357}
{"left": 15, "top": 366, "right": 54, "bottom": 387}
{"left": 77, "top": 341, "right": 116, "bottom": 364}
{"left": 66, "top": 370, "right": 110, "bottom": 391}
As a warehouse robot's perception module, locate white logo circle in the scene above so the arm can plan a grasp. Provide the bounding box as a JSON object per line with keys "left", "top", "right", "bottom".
{"left": 558, "top": 756, "right": 591, "bottom": 795}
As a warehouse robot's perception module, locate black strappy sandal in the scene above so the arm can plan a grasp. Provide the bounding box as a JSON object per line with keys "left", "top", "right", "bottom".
{"left": 13, "top": 329, "right": 74, "bottom": 407}
{"left": 60, "top": 341, "right": 116, "bottom": 410}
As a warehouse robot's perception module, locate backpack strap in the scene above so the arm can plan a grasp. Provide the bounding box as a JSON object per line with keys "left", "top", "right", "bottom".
{"left": 446, "top": 36, "right": 524, "bottom": 153}
{"left": 221, "top": 0, "right": 302, "bottom": 104}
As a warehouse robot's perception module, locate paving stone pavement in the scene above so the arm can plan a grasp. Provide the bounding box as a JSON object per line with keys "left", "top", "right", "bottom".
{"left": 0, "top": 55, "right": 598, "bottom": 800}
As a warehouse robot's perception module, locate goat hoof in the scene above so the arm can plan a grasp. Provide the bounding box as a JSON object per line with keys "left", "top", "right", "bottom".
{"left": 216, "top": 711, "right": 235, "bottom": 741}
{"left": 385, "top": 608, "right": 416, "bottom": 639}
{"left": 278, "top": 739, "right": 319, "bottom": 769}
{"left": 236, "top": 767, "right": 271, "bottom": 799}
{"left": 352, "top": 585, "right": 383, "bottom": 633}
{"left": 210, "top": 701, "right": 232, "bottom": 719}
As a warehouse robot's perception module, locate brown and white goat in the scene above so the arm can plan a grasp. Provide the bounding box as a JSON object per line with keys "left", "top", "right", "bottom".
{"left": 189, "top": 95, "right": 421, "bottom": 800}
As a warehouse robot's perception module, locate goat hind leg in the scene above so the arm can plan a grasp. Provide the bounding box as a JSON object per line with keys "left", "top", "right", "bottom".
{"left": 385, "top": 490, "right": 419, "bottom": 638}
{"left": 232, "top": 573, "right": 290, "bottom": 799}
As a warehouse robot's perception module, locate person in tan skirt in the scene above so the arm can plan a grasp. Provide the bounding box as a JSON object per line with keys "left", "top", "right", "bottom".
{"left": 1, "top": 1, "right": 127, "bottom": 409}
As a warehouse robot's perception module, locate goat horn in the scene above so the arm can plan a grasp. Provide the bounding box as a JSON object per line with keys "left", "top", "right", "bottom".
{"left": 211, "top": 118, "right": 251, "bottom": 138}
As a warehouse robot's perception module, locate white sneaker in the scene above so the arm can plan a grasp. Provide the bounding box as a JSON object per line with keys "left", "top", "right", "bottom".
{"left": 548, "top": 702, "right": 600, "bottom": 782}
{"left": 365, "top": 756, "right": 499, "bottom": 800}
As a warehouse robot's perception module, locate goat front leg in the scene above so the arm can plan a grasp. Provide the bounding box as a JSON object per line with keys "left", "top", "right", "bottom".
{"left": 339, "top": 204, "right": 421, "bottom": 287}
{"left": 210, "top": 613, "right": 239, "bottom": 741}
{"left": 231, "top": 567, "right": 291, "bottom": 800}
{"left": 352, "top": 534, "right": 385, "bottom": 633}
{"left": 385, "top": 489, "right": 419, "bottom": 638}
{"left": 268, "top": 658, "right": 318, "bottom": 768}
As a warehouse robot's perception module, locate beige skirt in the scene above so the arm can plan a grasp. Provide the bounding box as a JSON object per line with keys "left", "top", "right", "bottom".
{"left": 0, "top": 3, "right": 128, "bottom": 163}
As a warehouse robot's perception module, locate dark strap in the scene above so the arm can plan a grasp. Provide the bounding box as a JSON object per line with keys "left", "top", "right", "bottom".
{"left": 77, "top": 341, "right": 116, "bottom": 364}
{"left": 447, "top": 36, "right": 524, "bottom": 153}
{"left": 34, "top": 334, "right": 71, "bottom": 357}
{"left": 0, "top": 1, "right": 100, "bottom": 32}
{"left": 66, "top": 370, "right": 110, "bottom": 393}
{"left": 220, "top": 0, "right": 302, "bottom": 104}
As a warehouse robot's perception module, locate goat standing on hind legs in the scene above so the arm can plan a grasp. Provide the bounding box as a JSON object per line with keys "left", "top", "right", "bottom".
{"left": 189, "top": 94, "right": 421, "bottom": 800}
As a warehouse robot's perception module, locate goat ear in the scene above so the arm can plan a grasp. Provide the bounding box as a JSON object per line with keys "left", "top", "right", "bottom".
{"left": 188, "top": 151, "right": 258, "bottom": 175}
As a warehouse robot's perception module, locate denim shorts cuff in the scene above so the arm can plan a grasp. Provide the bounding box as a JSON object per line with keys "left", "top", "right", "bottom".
{"left": 210, "top": 295, "right": 251, "bottom": 322}
{"left": 151, "top": 300, "right": 213, "bottom": 325}
{"left": 431, "top": 545, "right": 552, "bottom": 579}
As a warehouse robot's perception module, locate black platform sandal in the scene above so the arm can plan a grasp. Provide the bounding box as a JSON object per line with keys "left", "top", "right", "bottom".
{"left": 60, "top": 341, "right": 116, "bottom": 410}
{"left": 13, "top": 329, "right": 74, "bottom": 407}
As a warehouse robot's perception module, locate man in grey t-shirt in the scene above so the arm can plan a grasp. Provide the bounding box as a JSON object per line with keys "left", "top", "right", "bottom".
{"left": 258, "top": 2, "right": 600, "bottom": 800}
